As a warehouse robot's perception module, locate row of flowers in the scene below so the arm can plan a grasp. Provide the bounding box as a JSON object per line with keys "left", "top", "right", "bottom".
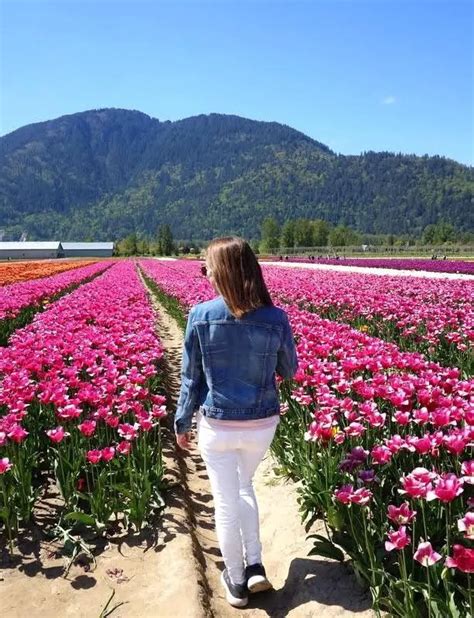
{"left": 262, "top": 265, "right": 474, "bottom": 372}
{"left": 0, "top": 259, "right": 98, "bottom": 286}
{"left": 280, "top": 305, "right": 473, "bottom": 616}
{"left": 264, "top": 256, "right": 474, "bottom": 276}
{"left": 0, "top": 261, "right": 168, "bottom": 544}
{"left": 140, "top": 258, "right": 474, "bottom": 371}
{"left": 0, "top": 260, "right": 111, "bottom": 322}
{"left": 140, "top": 258, "right": 473, "bottom": 617}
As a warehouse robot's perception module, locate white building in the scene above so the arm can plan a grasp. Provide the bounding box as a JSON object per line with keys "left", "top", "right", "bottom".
{"left": 61, "top": 242, "right": 114, "bottom": 258}
{"left": 0, "top": 241, "right": 64, "bottom": 260}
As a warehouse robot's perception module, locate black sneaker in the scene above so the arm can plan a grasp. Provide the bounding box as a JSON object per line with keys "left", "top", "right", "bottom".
{"left": 220, "top": 569, "right": 248, "bottom": 607}
{"left": 245, "top": 563, "right": 273, "bottom": 593}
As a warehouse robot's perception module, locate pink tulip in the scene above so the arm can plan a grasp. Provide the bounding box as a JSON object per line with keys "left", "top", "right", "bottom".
{"left": 371, "top": 445, "right": 392, "bottom": 465}
{"left": 46, "top": 426, "right": 69, "bottom": 443}
{"left": 461, "top": 460, "right": 474, "bottom": 485}
{"left": 78, "top": 420, "right": 97, "bottom": 437}
{"left": 7, "top": 425, "right": 29, "bottom": 443}
{"left": 443, "top": 433, "right": 467, "bottom": 455}
{"left": 151, "top": 404, "right": 167, "bottom": 419}
{"left": 86, "top": 449, "right": 102, "bottom": 464}
{"left": 350, "top": 487, "right": 373, "bottom": 506}
{"left": 446, "top": 545, "right": 474, "bottom": 573}
{"left": 117, "top": 440, "right": 132, "bottom": 455}
{"left": 334, "top": 484, "right": 354, "bottom": 505}
{"left": 118, "top": 423, "right": 139, "bottom": 441}
{"left": 385, "top": 526, "right": 411, "bottom": 551}
{"left": 457, "top": 512, "right": 474, "bottom": 540}
{"left": 414, "top": 542, "right": 442, "bottom": 566}
{"left": 387, "top": 502, "right": 417, "bottom": 525}
{"left": 426, "top": 473, "right": 464, "bottom": 503}
{"left": 399, "top": 468, "right": 437, "bottom": 499}
{"left": 0, "top": 457, "right": 13, "bottom": 474}
{"left": 101, "top": 446, "right": 115, "bottom": 462}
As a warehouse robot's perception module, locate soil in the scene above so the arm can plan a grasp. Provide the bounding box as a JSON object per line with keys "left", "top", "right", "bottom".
{"left": 0, "top": 275, "right": 374, "bottom": 618}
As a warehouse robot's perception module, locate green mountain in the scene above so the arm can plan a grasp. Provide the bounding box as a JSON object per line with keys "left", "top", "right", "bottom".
{"left": 0, "top": 108, "right": 472, "bottom": 240}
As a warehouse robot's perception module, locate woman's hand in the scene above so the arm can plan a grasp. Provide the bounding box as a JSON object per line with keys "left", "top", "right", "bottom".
{"left": 176, "top": 431, "right": 192, "bottom": 450}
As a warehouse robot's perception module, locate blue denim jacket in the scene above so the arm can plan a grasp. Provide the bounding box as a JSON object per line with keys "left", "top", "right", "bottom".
{"left": 174, "top": 296, "right": 298, "bottom": 434}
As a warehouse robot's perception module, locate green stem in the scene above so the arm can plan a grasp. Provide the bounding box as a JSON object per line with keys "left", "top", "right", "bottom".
{"left": 468, "top": 574, "right": 473, "bottom": 618}
{"left": 426, "top": 567, "right": 432, "bottom": 618}
{"left": 400, "top": 549, "right": 413, "bottom": 614}
{"left": 1, "top": 476, "right": 14, "bottom": 554}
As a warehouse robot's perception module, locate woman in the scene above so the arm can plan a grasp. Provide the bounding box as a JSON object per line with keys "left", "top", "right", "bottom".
{"left": 174, "top": 236, "right": 298, "bottom": 608}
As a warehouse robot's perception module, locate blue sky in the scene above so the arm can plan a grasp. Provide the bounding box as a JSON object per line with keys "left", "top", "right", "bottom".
{"left": 1, "top": 0, "right": 473, "bottom": 164}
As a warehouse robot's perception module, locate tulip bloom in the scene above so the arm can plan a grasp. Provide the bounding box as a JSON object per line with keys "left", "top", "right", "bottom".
{"left": 371, "top": 445, "right": 392, "bottom": 465}
{"left": 426, "top": 473, "right": 464, "bottom": 503}
{"left": 117, "top": 440, "right": 132, "bottom": 455}
{"left": 86, "top": 449, "right": 102, "bottom": 464}
{"left": 0, "top": 457, "right": 13, "bottom": 474}
{"left": 334, "top": 485, "right": 354, "bottom": 504}
{"left": 446, "top": 545, "right": 474, "bottom": 573}
{"left": 46, "top": 426, "right": 69, "bottom": 443}
{"left": 387, "top": 502, "right": 417, "bottom": 525}
{"left": 385, "top": 526, "right": 411, "bottom": 551}
{"left": 457, "top": 512, "right": 474, "bottom": 540}
{"left": 78, "top": 420, "right": 97, "bottom": 437}
{"left": 461, "top": 460, "right": 474, "bottom": 485}
{"left": 101, "top": 446, "right": 115, "bottom": 462}
{"left": 414, "top": 542, "right": 442, "bottom": 566}
{"left": 7, "top": 425, "right": 29, "bottom": 443}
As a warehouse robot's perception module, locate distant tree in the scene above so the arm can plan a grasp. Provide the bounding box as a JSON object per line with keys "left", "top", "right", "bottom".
{"left": 281, "top": 220, "right": 295, "bottom": 249}
{"left": 329, "top": 225, "right": 361, "bottom": 247}
{"left": 119, "top": 233, "right": 138, "bottom": 256}
{"left": 158, "top": 225, "right": 174, "bottom": 255}
{"left": 260, "top": 217, "right": 280, "bottom": 252}
{"left": 423, "top": 221, "right": 456, "bottom": 244}
{"left": 311, "top": 219, "right": 330, "bottom": 246}
{"left": 250, "top": 238, "right": 260, "bottom": 254}
{"left": 137, "top": 239, "right": 149, "bottom": 255}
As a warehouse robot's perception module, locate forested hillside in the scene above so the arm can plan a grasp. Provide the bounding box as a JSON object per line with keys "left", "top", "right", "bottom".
{"left": 0, "top": 108, "right": 472, "bottom": 240}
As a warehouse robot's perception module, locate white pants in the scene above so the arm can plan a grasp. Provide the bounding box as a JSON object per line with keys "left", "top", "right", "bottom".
{"left": 197, "top": 414, "right": 278, "bottom": 585}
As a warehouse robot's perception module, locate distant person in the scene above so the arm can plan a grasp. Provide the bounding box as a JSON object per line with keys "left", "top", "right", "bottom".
{"left": 174, "top": 236, "right": 298, "bottom": 608}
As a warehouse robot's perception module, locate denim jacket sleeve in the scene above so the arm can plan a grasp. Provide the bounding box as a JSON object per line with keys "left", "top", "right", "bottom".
{"left": 174, "top": 307, "right": 205, "bottom": 434}
{"left": 276, "top": 313, "right": 298, "bottom": 379}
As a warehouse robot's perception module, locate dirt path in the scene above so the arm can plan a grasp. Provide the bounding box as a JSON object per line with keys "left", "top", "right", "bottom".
{"left": 149, "top": 293, "right": 374, "bottom": 618}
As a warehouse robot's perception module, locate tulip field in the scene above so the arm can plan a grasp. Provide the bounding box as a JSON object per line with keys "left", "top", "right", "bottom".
{"left": 1, "top": 257, "right": 473, "bottom": 617}
{"left": 0, "top": 261, "right": 168, "bottom": 552}
{"left": 140, "top": 259, "right": 474, "bottom": 618}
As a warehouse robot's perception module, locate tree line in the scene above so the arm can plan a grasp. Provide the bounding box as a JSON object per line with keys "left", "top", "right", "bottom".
{"left": 259, "top": 217, "right": 473, "bottom": 252}
{"left": 114, "top": 219, "right": 473, "bottom": 257}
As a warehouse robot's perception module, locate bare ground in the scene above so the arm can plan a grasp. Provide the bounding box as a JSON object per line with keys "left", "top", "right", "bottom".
{"left": 0, "top": 282, "right": 374, "bottom": 618}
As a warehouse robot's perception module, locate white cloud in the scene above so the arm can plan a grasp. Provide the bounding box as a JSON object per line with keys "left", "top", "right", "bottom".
{"left": 382, "top": 96, "right": 396, "bottom": 105}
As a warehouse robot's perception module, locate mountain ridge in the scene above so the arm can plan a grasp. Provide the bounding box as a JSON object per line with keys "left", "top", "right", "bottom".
{"left": 0, "top": 108, "right": 472, "bottom": 240}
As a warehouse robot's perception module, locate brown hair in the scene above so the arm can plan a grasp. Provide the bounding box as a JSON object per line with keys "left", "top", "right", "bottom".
{"left": 205, "top": 236, "right": 273, "bottom": 318}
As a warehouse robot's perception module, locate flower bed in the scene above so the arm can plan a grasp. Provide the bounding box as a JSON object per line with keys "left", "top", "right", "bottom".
{"left": 0, "top": 261, "right": 167, "bottom": 544}
{"left": 0, "top": 261, "right": 112, "bottom": 346}
{"left": 0, "top": 259, "right": 97, "bottom": 286}
{"left": 141, "top": 259, "right": 474, "bottom": 372}
{"left": 264, "top": 256, "right": 474, "bottom": 276}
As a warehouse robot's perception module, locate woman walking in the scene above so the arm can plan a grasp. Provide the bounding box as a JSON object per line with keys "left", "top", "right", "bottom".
{"left": 174, "top": 236, "right": 298, "bottom": 608}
